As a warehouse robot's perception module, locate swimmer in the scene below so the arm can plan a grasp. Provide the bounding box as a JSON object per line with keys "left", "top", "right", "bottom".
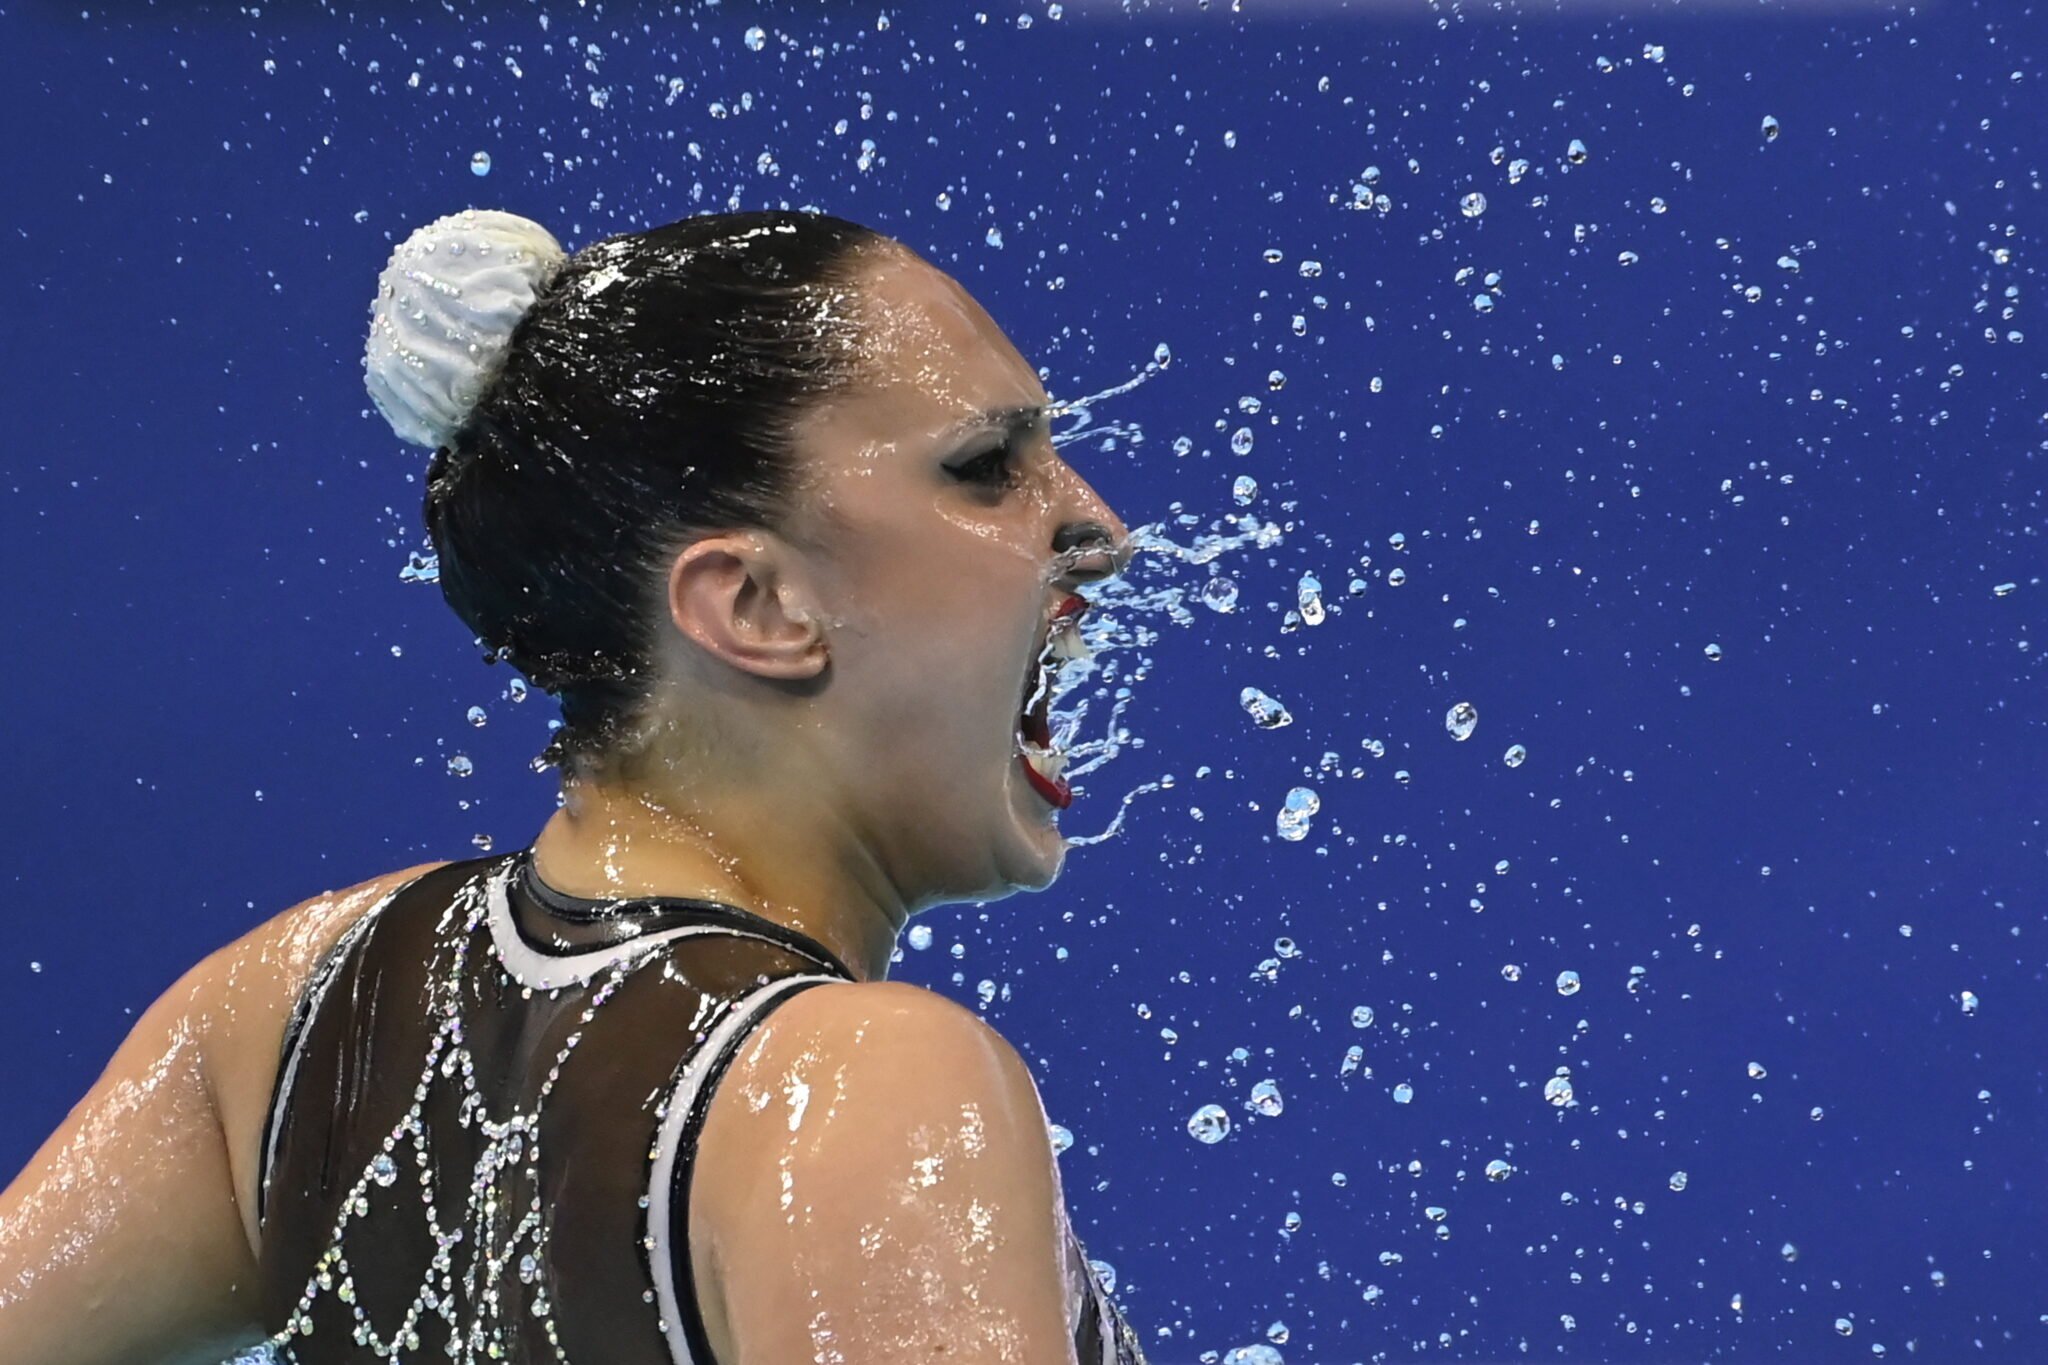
{"left": 0, "top": 208, "right": 1148, "bottom": 1365}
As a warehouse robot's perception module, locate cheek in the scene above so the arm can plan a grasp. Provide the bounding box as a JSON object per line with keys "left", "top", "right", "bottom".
{"left": 851, "top": 617, "right": 1018, "bottom": 749}
{"left": 808, "top": 503, "right": 1040, "bottom": 757}
{"left": 829, "top": 582, "right": 1025, "bottom": 774}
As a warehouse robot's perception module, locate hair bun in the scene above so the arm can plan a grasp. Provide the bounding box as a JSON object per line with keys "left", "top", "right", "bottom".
{"left": 363, "top": 208, "right": 569, "bottom": 449}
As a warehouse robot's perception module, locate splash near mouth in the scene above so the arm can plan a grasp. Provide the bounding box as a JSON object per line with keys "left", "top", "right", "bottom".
{"left": 1006, "top": 355, "right": 1287, "bottom": 848}
{"left": 1015, "top": 595, "right": 1089, "bottom": 809}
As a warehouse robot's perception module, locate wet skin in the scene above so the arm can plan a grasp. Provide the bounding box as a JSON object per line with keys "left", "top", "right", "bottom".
{"left": 0, "top": 241, "right": 1135, "bottom": 1365}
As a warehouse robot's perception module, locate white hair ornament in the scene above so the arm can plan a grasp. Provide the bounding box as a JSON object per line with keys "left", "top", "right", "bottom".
{"left": 363, "top": 208, "right": 569, "bottom": 449}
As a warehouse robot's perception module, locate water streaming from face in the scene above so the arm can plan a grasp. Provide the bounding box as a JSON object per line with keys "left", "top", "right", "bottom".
{"left": 1030, "top": 353, "right": 1285, "bottom": 851}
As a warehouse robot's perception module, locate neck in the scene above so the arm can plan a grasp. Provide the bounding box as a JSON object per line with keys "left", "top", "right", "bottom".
{"left": 528, "top": 772, "right": 905, "bottom": 983}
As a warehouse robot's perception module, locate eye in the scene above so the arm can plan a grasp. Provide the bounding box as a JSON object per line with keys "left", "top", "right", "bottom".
{"left": 947, "top": 440, "right": 1020, "bottom": 489}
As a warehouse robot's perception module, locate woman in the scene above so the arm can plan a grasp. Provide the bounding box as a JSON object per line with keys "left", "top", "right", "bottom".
{"left": 0, "top": 208, "right": 1148, "bottom": 1365}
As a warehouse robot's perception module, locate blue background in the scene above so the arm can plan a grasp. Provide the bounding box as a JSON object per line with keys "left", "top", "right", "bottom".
{"left": 5, "top": 1, "right": 2044, "bottom": 1360}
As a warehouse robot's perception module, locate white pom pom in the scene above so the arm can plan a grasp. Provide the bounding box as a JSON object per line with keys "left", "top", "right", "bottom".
{"left": 363, "top": 208, "right": 569, "bottom": 449}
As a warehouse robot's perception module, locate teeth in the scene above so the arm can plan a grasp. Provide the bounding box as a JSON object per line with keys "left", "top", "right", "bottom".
{"left": 1019, "top": 741, "right": 1067, "bottom": 783}
{"left": 1047, "top": 617, "right": 1091, "bottom": 664}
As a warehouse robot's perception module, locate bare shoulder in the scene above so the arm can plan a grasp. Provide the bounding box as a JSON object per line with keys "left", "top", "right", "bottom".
{"left": 690, "top": 979, "right": 1074, "bottom": 1364}
{"left": 184, "top": 858, "right": 452, "bottom": 1256}
{"left": 739, "top": 977, "right": 1043, "bottom": 1112}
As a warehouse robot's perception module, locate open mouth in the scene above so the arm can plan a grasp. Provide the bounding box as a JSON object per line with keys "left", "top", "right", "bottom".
{"left": 1016, "top": 592, "right": 1092, "bottom": 810}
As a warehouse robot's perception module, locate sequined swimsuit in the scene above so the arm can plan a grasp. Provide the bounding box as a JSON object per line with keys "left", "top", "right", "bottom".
{"left": 255, "top": 850, "right": 1148, "bottom": 1364}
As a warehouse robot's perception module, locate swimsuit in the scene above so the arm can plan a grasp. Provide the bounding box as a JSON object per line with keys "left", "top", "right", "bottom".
{"left": 254, "top": 849, "right": 1148, "bottom": 1364}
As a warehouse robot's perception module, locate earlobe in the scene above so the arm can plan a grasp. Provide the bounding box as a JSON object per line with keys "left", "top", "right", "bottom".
{"left": 667, "top": 535, "right": 831, "bottom": 682}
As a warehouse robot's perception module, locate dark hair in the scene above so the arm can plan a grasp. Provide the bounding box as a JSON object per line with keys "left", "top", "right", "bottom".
{"left": 422, "top": 210, "right": 890, "bottom": 776}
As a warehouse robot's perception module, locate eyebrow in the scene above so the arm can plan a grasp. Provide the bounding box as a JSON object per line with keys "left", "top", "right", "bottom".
{"left": 938, "top": 402, "right": 1052, "bottom": 447}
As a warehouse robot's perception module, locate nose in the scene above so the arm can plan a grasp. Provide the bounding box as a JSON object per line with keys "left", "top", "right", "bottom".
{"left": 1051, "top": 515, "right": 1131, "bottom": 585}
{"left": 1041, "top": 443, "right": 1133, "bottom": 584}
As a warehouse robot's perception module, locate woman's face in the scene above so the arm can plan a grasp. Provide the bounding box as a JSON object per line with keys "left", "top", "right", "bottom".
{"left": 778, "top": 245, "right": 1130, "bottom": 910}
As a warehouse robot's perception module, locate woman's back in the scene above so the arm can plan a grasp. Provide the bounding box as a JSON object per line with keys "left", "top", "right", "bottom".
{"left": 255, "top": 851, "right": 1148, "bottom": 1364}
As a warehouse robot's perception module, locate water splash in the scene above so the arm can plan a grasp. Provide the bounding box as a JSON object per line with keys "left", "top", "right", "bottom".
{"left": 1046, "top": 341, "right": 1174, "bottom": 455}
{"left": 1045, "top": 513, "right": 1284, "bottom": 847}
{"left": 1035, "top": 349, "right": 1287, "bottom": 849}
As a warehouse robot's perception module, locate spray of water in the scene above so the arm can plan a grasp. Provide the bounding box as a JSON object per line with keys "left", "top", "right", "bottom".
{"left": 1037, "top": 345, "right": 1285, "bottom": 848}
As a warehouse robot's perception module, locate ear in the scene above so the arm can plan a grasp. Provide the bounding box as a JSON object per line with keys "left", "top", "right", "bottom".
{"left": 665, "top": 532, "right": 829, "bottom": 682}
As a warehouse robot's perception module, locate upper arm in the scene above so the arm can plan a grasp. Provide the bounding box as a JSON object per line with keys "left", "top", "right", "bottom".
{"left": 0, "top": 955, "right": 259, "bottom": 1365}
{"left": 0, "top": 859, "right": 448, "bottom": 1365}
{"left": 692, "top": 980, "right": 1081, "bottom": 1365}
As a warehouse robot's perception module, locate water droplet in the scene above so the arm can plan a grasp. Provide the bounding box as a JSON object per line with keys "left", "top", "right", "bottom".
{"left": 1297, "top": 573, "right": 1325, "bottom": 626}
{"left": 1668, "top": 1170, "right": 1689, "bottom": 1192}
{"left": 1048, "top": 1123, "right": 1073, "bottom": 1155}
{"left": 1240, "top": 687, "right": 1293, "bottom": 729}
{"left": 1484, "top": 1158, "right": 1513, "bottom": 1181}
{"left": 1960, "top": 989, "right": 1980, "bottom": 1015}
{"left": 1231, "top": 427, "right": 1255, "bottom": 456}
{"left": 447, "top": 755, "right": 474, "bottom": 778}
{"left": 466, "top": 706, "right": 488, "bottom": 727}
{"left": 1543, "top": 1072, "right": 1575, "bottom": 1106}
{"left": 1249, "top": 1079, "right": 1285, "bottom": 1117}
{"left": 1445, "top": 702, "right": 1478, "bottom": 741}
{"left": 1761, "top": 114, "right": 1782, "bottom": 141}
{"left": 907, "top": 924, "right": 933, "bottom": 951}
{"left": 1503, "top": 744, "right": 1528, "bottom": 767}
{"left": 1222, "top": 1347, "right": 1284, "bottom": 1365}
{"left": 399, "top": 549, "right": 440, "bottom": 584}
{"left": 1232, "top": 474, "right": 1259, "bottom": 506}
{"left": 1747, "top": 1061, "right": 1768, "bottom": 1079}
{"left": 984, "top": 226, "right": 1004, "bottom": 248}
{"left": 1555, "top": 970, "right": 1581, "bottom": 996}
{"left": 1276, "top": 786, "right": 1321, "bottom": 842}
{"left": 1566, "top": 137, "right": 1590, "bottom": 164}
{"left": 1392, "top": 1082, "right": 1414, "bottom": 1104}
{"left": 743, "top": 25, "right": 766, "bottom": 50}
{"left": 1187, "top": 1103, "right": 1232, "bottom": 1144}
{"left": 1351, "top": 1005, "right": 1375, "bottom": 1028}
{"left": 469, "top": 151, "right": 492, "bottom": 177}
{"left": 1460, "top": 191, "right": 1488, "bottom": 218}
{"left": 1501, "top": 963, "right": 1523, "bottom": 982}
{"left": 1201, "top": 577, "right": 1241, "bottom": 613}
{"left": 1704, "top": 642, "right": 1724, "bottom": 661}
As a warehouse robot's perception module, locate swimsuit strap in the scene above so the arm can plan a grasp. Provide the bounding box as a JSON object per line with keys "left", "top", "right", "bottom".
{"left": 256, "top": 865, "right": 444, "bottom": 1228}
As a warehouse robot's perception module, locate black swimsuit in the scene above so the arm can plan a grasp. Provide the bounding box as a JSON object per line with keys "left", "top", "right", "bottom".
{"left": 254, "top": 849, "right": 1148, "bottom": 1364}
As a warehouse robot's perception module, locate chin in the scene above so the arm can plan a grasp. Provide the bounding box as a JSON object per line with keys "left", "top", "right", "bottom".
{"left": 1003, "top": 846, "right": 1066, "bottom": 895}
{"left": 997, "top": 804, "right": 1070, "bottom": 893}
